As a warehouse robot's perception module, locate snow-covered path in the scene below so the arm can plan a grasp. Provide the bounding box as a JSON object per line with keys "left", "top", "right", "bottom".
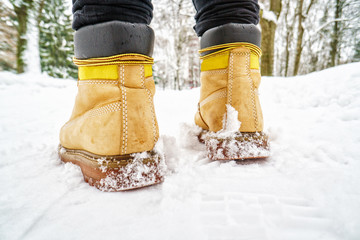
{"left": 1, "top": 63, "right": 360, "bottom": 240}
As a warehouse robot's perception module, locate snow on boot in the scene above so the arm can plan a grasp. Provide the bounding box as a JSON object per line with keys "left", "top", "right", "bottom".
{"left": 195, "top": 24, "right": 270, "bottom": 160}
{"left": 59, "top": 21, "right": 165, "bottom": 191}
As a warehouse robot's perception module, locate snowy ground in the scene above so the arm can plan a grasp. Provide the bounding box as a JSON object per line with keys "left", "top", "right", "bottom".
{"left": 1, "top": 63, "right": 360, "bottom": 240}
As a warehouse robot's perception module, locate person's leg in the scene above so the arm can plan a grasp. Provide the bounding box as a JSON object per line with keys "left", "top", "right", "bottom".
{"left": 193, "top": 0, "right": 270, "bottom": 160}
{"left": 192, "top": 0, "right": 260, "bottom": 48}
{"left": 72, "top": 0, "right": 154, "bottom": 58}
{"left": 192, "top": 0, "right": 259, "bottom": 37}
{"left": 59, "top": 0, "right": 164, "bottom": 191}
{"left": 72, "top": 0, "right": 153, "bottom": 30}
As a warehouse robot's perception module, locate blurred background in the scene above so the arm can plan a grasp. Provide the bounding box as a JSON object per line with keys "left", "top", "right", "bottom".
{"left": 0, "top": 0, "right": 359, "bottom": 89}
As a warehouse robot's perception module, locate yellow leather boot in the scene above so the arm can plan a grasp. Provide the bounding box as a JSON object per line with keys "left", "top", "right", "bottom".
{"left": 195, "top": 24, "right": 270, "bottom": 160}
{"left": 58, "top": 22, "right": 165, "bottom": 191}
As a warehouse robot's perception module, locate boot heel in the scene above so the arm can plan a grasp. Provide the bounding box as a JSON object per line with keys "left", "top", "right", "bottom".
{"left": 200, "top": 132, "right": 270, "bottom": 160}
{"left": 59, "top": 145, "right": 164, "bottom": 191}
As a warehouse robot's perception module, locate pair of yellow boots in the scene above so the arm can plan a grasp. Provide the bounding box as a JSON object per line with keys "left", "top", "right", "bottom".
{"left": 59, "top": 24, "right": 270, "bottom": 191}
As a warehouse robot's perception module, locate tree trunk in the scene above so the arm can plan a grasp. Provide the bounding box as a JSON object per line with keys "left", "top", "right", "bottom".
{"left": 293, "top": 0, "right": 304, "bottom": 76}
{"left": 0, "top": 2, "right": 17, "bottom": 71}
{"left": 293, "top": 0, "right": 315, "bottom": 75}
{"left": 283, "top": 0, "right": 295, "bottom": 77}
{"left": 260, "top": 0, "right": 282, "bottom": 76}
{"left": 173, "top": 0, "right": 184, "bottom": 90}
{"left": 330, "top": 0, "right": 342, "bottom": 67}
{"left": 12, "top": 0, "right": 34, "bottom": 73}
{"left": 260, "top": 18, "right": 275, "bottom": 76}
{"left": 284, "top": 31, "right": 291, "bottom": 76}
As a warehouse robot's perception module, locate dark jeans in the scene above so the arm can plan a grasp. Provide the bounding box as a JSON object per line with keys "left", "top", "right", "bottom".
{"left": 72, "top": 0, "right": 259, "bottom": 37}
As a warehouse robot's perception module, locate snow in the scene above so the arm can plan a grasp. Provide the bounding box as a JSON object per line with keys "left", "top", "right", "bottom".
{"left": 220, "top": 104, "right": 242, "bottom": 135}
{"left": 1, "top": 62, "right": 360, "bottom": 239}
{"left": 97, "top": 149, "right": 166, "bottom": 192}
{"left": 2, "top": 0, "right": 12, "bottom": 8}
{"left": 199, "top": 105, "right": 270, "bottom": 160}
{"left": 23, "top": 10, "right": 41, "bottom": 75}
{"left": 262, "top": 10, "right": 278, "bottom": 24}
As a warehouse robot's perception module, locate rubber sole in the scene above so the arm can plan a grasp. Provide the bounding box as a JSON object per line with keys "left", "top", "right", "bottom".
{"left": 58, "top": 145, "right": 165, "bottom": 191}
{"left": 199, "top": 131, "right": 270, "bottom": 161}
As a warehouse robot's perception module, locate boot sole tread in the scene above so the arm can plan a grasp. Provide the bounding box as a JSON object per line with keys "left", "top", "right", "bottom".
{"left": 58, "top": 145, "right": 164, "bottom": 191}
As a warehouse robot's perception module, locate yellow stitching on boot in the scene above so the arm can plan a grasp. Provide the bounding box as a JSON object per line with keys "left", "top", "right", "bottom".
{"left": 231, "top": 51, "right": 259, "bottom": 130}
{"left": 120, "top": 65, "right": 128, "bottom": 154}
{"left": 201, "top": 69, "right": 228, "bottom": 75}
{"left": 117, "top": 65, "right": 121, "bottom": 155}
{"left": 199, "top": 42, "right": 262, "bottom": 60}
{"left": 60, "top": 151, "right": 132, "bottom": 165}
{"left": 199, "top": 42, "right": 260, "bottom": 54}
{"left": 199, "top": 89, "right": 227, "bottom": 108}
{"left": 250, "top": 69, "right": 260, "bottom": 73}
{"left": 124, "top": 65, "right": 128, "bottom": 154}
{"left": 120, "top": 65, "right": 125, "bottom": 154}
{"left": 141, "top": 65, "right": 157, "bottom": 145}
{"left": 73, "top": 53, "right": 154, "bottom": 67}
{"left": 61, "top": 101, "right": 123, "bottom": 128}
{"left": 246, "top": 52, "right": 259, "bottom": 131}
{"left": 228, "top": 53, "right": 234, "bottom": 105}
{"left": 78, "top": 80, "right": 118, "bottom": 85}
{"left": 232, "top": 52, "right": 247, "bottom": 56}
{"left": 87, "top": 102, "right": 122, "bottom": 118}
{"left": 75, "top": 53, "right": 153, "bottom": 62}
{"left": 197, "top": 103, "right": 209, "bottom": 129}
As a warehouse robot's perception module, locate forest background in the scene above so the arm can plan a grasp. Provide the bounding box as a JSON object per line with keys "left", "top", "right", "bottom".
{"left": 0, "top": 0, "right": 359, "bottom": 89}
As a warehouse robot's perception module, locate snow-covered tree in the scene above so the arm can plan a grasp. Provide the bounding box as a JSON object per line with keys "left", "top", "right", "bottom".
{"left": 152, "top": 0, "right": 200, "bottom": 90}
{"left": 2, "top": 0, "right": 359, "bottom": 81}
{"left": 0, "top": 1, "right": 17, "bottom": 71}
{"left": 9, "top": 0, "right": 34, "bottom": 73}
{"left": 274, "top": 0, "right": 359, "bottom": 76}
{"left": 39, "top": 0, "right": 76, "bottom": 78}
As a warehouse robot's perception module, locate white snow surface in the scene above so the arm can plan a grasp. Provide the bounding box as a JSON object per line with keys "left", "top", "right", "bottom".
{"left": 1, "top": 63, "right": 360, "bottom": 239}
{"left": 220, "top": 104, "right": 242, "bottom": 135}
{"left": 261, "top": 10, "right": 278, "bottom": 24}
